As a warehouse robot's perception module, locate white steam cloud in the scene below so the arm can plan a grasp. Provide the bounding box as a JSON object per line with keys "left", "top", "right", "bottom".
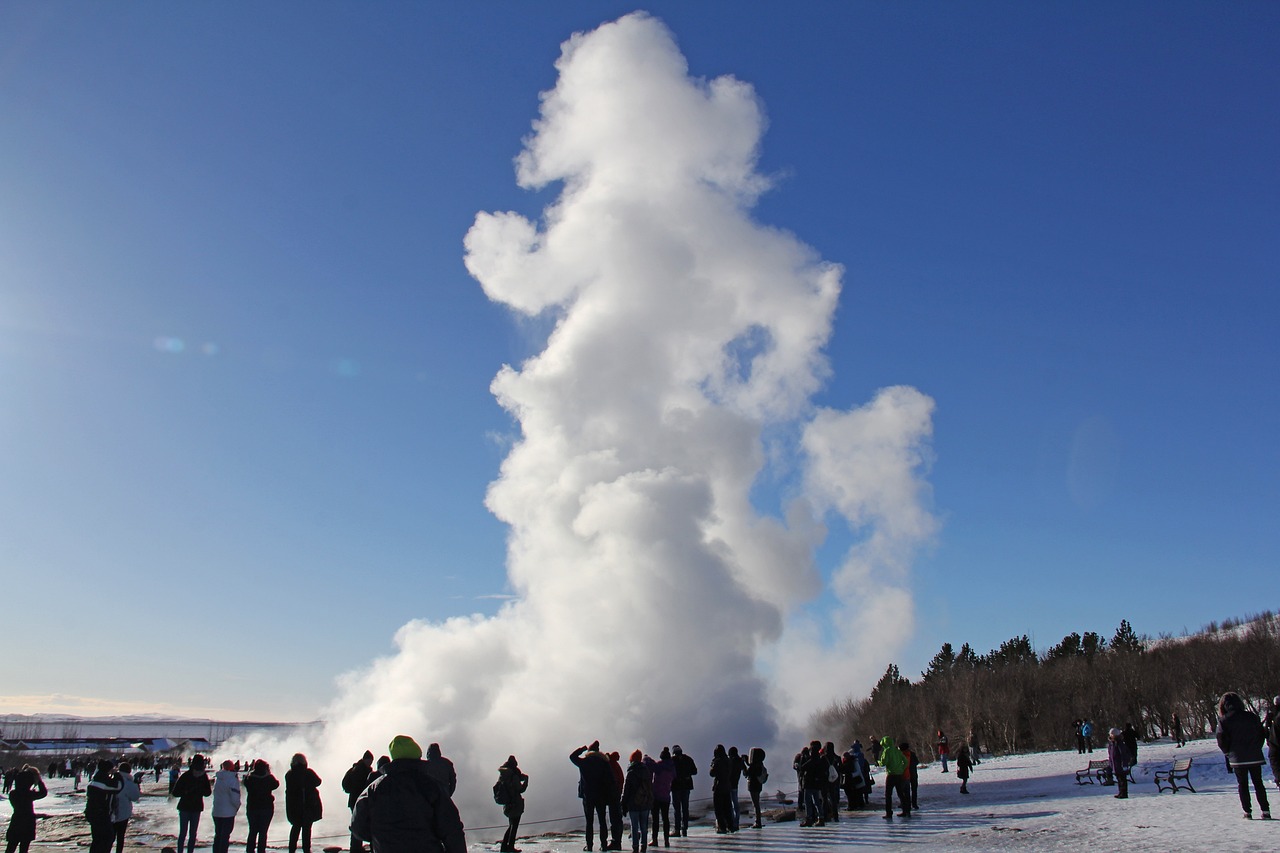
{"left": 233, "top": 12, "right": 935, "bottom": 838}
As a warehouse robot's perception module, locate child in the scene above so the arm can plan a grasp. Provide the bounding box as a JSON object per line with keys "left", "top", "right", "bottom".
{"left": 5, "top": 766, "right": 48, "bottom": 853}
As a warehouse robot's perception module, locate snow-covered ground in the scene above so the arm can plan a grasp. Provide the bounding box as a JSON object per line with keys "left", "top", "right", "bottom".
{"left": 5, "top": 737, "right": 1276, "bottom": 851}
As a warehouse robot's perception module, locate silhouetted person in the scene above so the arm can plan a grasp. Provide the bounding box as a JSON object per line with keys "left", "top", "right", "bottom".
{"left": 351, "top": 735, "right": 466, "bottom": 853}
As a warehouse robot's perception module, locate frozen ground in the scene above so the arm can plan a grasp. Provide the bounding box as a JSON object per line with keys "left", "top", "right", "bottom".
{"left": 4, "top": 737, "right": 1276, "bottom": 851}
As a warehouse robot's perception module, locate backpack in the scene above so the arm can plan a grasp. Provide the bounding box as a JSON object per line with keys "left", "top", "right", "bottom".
{"left": 759, "top": 766, "right": 768, "bottom": 785}
{"left": 827, "top": 763, "right": 838, "bottom": 783}
{"left": 493, "top": 778, "right": 511, "bottom": 805}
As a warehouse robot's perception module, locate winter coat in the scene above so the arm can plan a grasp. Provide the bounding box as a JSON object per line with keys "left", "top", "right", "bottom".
{"left": 744, "top": 748, "right": 768, "bottom": 793}
{"left": 172, "top": 769, "right": 212, "bottom": 813}
{"left": 671, "top": 752, "right": 698, "bottom": 792}
{"left": 936, "top": 734, "right": 950, "bottom": 757}
{"left": 423, "top": 745, "right": 457, "bottom": 797}
{"left": 876, "top": 739, "right": 907, "bottom": 776}
{"left": 800, "top": 753, "right": 829, "bottom": 789}
{"left": 496, "top": 764, "right": 529, "bottom": 817}
{"left": 643, "top": 756, "right": 676, "bottom": 803}
{"left": 620, "top": 760, "right": 654, "bottom": 813}
{"left": 570, "top": 747, "right": 617, "bottom": 804}
{"left": 285, "top": 767, "right": 323, "bottom": 824}
{"left": 727, "top": 750, "right": 744, "bottom": 788}
{"left": 242, "top": 769, "right": 279, "bottom": 811}
{"left": 212, "top": 769, "right": 242, "bottom": 818}
{"left": 350, "top": 758, "right": 466, "bottom": 853}
{"left": 6, "top": 778, "right": 48, "bottom": 843}
{"left": 1107, "top": 739, "right": 1130, "bottom": 775}
{"left": 1218, "top": 699, "right": 1267, "bottom": 767}
{"left": 710, "top": 749, "right": 735, "bottom": 792}
{"left": 344, "top": 762, "right": 378, "bottom": 809}
{"left": 113, "top": 773, "right": 142, "bottom": 822}
{"left": 1122, "top": 726, "right": 1139, "bottom": 764}
{"left": 955, "top": 744, "right": 973, "bottom": 780}
{"left": 86, "top": 769, "right": 122, "bottom": 823}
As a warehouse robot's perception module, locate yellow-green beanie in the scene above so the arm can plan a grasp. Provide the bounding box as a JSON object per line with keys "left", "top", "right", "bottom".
{"left": 389, "top": 735, "right": 422, "bottom": 760}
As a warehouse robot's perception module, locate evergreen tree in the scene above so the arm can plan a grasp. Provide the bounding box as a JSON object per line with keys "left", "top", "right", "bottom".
{"left": 1111, "top": 619, "right": 1145, "bottom": 654}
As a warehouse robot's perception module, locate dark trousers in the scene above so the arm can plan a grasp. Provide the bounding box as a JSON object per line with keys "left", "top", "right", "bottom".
{"left": 177, "top": 811, "right": 200, "bottom": 853}
{"left": 113, "top": 819, "right": 129, "bottom": 853}
{"left": 609, "top": 800, "right": 624, "bottom": 847}
{"left": 246, "top": 808, "right": 273, "bottom": 853}
{"left": 909, "top": 773, "right": 919, "bottom": 807}
{"left": 884, "top": 774, "right": 910, "bottom": 816}
{"left": 650, "top": 800, "right": 669, "bottom": 842}
{"left": 712, "top": 789, "right": 734, "bottom": 831}
{"left": 748, "top": 789, "right": 761, "bottom": 826}
{"left": 212, "top": 815, "right": 235, "bottom": 853}
{"left": 1235, "top": 765, "right": 1271, "bottom": 815}
{"left": 89, "top": 817, "right": 115, "bottom": 853}
{"left": 671, "top": 788, "right": 690, "bottom": 834}
{"left": 583, "top": 799, "right": 608, "bottom": 850}
{"left": 288, "top": 820, "right": 313, "bottom": 853}
{"left": 502, "top": 800, "right": 524, "bottom": 851}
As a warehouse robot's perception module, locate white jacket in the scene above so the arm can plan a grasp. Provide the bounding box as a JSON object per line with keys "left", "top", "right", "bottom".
{"left": 212, "top": 769, "right": 242, "bottom": 818}
{"left": 113, "top": 774, "right": 142, "bottom": 822}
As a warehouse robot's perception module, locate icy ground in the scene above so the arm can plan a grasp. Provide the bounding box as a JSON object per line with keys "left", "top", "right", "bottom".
{"left": 4, "top": 737, "right": 1276, "bottom": 851}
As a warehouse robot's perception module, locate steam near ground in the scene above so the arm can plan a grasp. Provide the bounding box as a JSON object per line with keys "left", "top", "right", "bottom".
{"left": 230, "top": 11, "right": 936, "bottom": 831}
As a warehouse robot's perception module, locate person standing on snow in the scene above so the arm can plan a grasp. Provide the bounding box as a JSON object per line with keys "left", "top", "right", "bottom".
{"left": 495, "top": 755, "right": 529, "bottom": 853}
{"left": 955, "top": 740, "right": 973, "bottom": 794}
{"left": 620, "top": 750, "right": 653, "bottom": 853}
{"left": 171, "top": 755, "right": 211, "bottom": 853}
{"left": 936, "top": 731, "right": 950, "bottom": 773}
{"left": 1107, "top": 728, "right": 1130, "bottom": 800}
{"left": 743, "top": 748, "right": 767, "bottom": 829}
{"left": 211, "top": 760, "right": 242, "bottom": 853}
{"left": 241, "top": 759, "right": 279, "bottom": 853}
{"left": 669, "top": 746, "right": 696, "bottom": 838}
{"left": 423, "top": 743, "right": 457, "bottom": 797}
{"left": 284, "top": 753, "right": 322, "bottom": 853}
{"left": 1217, "top": 691, "right": 1272, "bottom": 819}
{"left": 643, "top": 748, "right": 675, "bottom": 846}
{"left": 1263, "top": 696, "right": 1280, "bottom": 790}
{"left": 570, "top": 741, "right": 616, "bottom": 852}
{"left": 342, "top": 751, "right": 377, "bottom": 853}
{"left": 112, "top": 762, "right": 141, "bottom": 853}
{"left": 876, "top": 738, "right": 910, "bottom": 820}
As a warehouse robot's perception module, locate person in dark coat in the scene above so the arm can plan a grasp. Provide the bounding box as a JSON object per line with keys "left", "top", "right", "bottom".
{"left": 619, "top": 751, "right": 653, "bottom": 853}
{"left": 570, "top": 741, "right": 616, "bottom": 852}
{"left": 1122, "top": 723, "right": 1139, "bottom": 769}
{"left": 5, "top": 766, "right": 48, "bottom": 853}
{"left": 822, "top": 742, "right": 841, "bottom": 822}
{"left": 172, "top": 755, "right": 212, "bottom": 853}
{"left": 1107, "top": 728, "right": 1130, "bottom": 799}
{"left": 798, "top": 742, "right": 829, "bottom": 827}
{"left": 899, "top": 743, "right": 920, "bottom": 810}
{"left": 342, "top": 751, "right": 377, "bottom": 853}
{"left": 495, "top": 755, "right": 528, "bottom": 853}
{"left": 423, "top": 744, "right": 457, "bottom": 797}
{"left": 669, "top": 746, "right": 696, "bottom": 838}
{"left": 284, "top": 753, "right": 322, "bottom": 853}
{"left": 643, "top": 748, "right": 675, "bottom": 847}
{"left": 955, "top": 741, "right": 973, "bottom": 794}
{"left": 242, "top": 759, "right": 279, "bottom": 853}
{"left": 351, "top": 735, "right": 467, "bottom": 853}
{"left": 607, "top": 752, "right": 625, "bottom": 850}
{"left": 709, "top": 745, "right": 734, "bottom": 834}
{"left": 743, "top": 747, "right": 767, "bottom": 829}
{"left": 85, "top": 759, "right": 122, "bottom": 853}
{"left": 726, "top": 747, "right": 744, "bottom": 831}
{"left": 1217, "top": 691, "right": 1272, "bottom": 819}
{"left": 1264, "top": 696, "right": 1280, "bottom": 791}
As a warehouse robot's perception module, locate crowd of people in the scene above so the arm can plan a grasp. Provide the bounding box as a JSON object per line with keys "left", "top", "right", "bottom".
{"left": 6, "top": 691, "right": 1280, "bottom": 853}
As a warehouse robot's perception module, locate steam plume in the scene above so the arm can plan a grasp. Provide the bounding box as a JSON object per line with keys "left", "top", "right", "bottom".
{"left": 235, "top": 12, "right": 935, "bottom": 835}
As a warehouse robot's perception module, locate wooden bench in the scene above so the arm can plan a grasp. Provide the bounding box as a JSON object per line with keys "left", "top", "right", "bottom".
{"left": 1154, "top": 757, "right": 1195, "bottom": 793}
{"left": 1074, "top": 759, "right": 1135, "bottom": 785}
{"left": 1075, "top": 759, "right": 1111, "bottom": 784}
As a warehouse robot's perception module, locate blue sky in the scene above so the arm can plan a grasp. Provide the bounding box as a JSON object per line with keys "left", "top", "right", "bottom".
{"left": 1, "top": 1, "right": 1276, "bottom": 721}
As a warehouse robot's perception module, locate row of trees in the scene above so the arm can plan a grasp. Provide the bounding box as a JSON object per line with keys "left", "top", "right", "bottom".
{"left": 814, "top": 613, "right": 1280, "bottom": 761}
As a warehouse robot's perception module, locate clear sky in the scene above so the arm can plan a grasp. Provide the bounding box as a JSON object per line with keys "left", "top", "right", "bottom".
{"left": 2, "top": 1, "right": 1277, "bottom": 723}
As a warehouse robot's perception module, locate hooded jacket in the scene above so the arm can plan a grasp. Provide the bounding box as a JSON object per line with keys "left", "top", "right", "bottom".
{"left": 113, "top": 772, "right": 142, "bottom": 822}
{"left": 1218, "top": 692, "right": 1267, "bottom": 767}
{"left": 85, "top": 767, "right": 122, "bottom": 822}
{"left": 876, "top": 739, "right": 907, "bottom": 776}
{"left": 570, "top": 746, "right": 617, "bottom": 804}
{"left": 423, "top": 744, "right": 457, "bottom": 797}
{"left": 172, "top": 767, "right": 212, "bottom": 813}
{"left": 285, "top": 766, "right": 323, "bottom": 824}
{"left": 670, "top": 750, "right": 697, "bottom": 792}
{"left": 620, "top": 759, "right": 654, "bottom": 813}
{"left": 644, "top": 755, "right": 676, "bottom": 802}
{"left": 350, "top": 758, "right": 467, "bottom": 853}
{"left": 212, "top": 768, "right": 243, "bottom": 818}
{"left": 243, "top": 766, "right": 280, "bottom": 811}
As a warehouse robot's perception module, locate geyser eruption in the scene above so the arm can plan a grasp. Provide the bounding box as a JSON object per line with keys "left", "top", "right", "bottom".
{"left": 240, "top": 11, "right": 936, "bottom": 836}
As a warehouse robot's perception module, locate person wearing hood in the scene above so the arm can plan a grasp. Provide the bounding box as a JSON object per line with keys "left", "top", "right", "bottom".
{"left": 342, "top": 751, "right": 378, "bottom": 853}
{"left": 875, "top": 738, "right": 909, "bottom": 820}
{"left": 619, "top": 751, "right": 653, "bottom": 853}
{"left": 242, "top": 759, "right": 279, "bottom": 853}
{"left": 1217, "top": 691, "right": 1272, "bottom": 819}
{"left": 743, "top": 748, "right": 767, "bottom": 829}
{"left": 709, "top": 745, "right": 734, "bottom": 833}
{"left": 1106, "top": 728, "right": 1130, "bottom": 799}
{"left": 669, "top": 746, "right": 696, "bottom": 838}
{"left": 955, "top": 740, "right": 973, "bottom": 794}
{"left": 495, "top": 755, "right": 529, "bottom": 853}
{"left": 112, "top": 762, "right": 141, "bottom": 853}
{"left": 423, "top": 743, "right": 457, "bottom": 797}
{"left": 643, "top": 748, "right": 675, "bottom": 847}
{"left": 172, "top": 755, "right": 212, "bottom": 853}
{"left": 351, "top": 735, "right": 467, "bottom": 853}
{"left": 284, "top": 753, "right": 322, "bottom": 853}
{"left": 5, "top": 765, "right": 48, "bottom": 853}
{"left": 211, "top": 760, "right": 242, "bottom": 853}
{"left": 570, "top": 741, "right": 616, "bottom": 852}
